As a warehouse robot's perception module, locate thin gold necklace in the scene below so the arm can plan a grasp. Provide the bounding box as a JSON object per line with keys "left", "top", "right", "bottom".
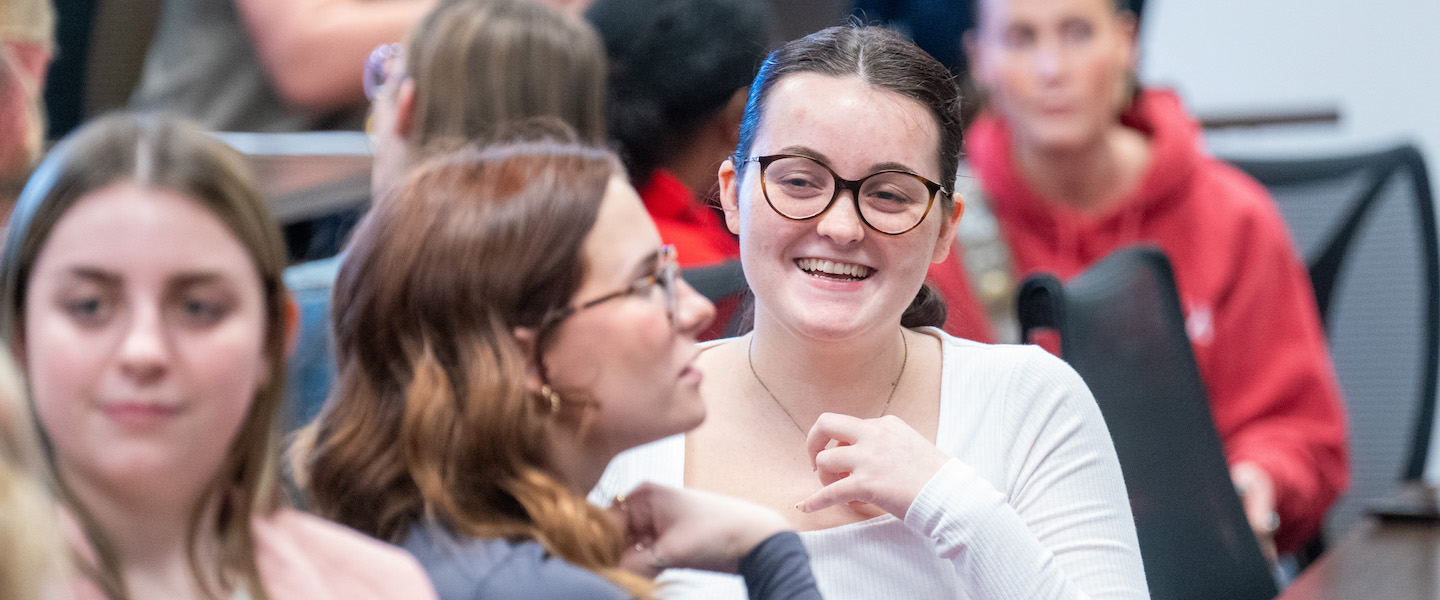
{"left": 746, "top": 330, "right": 909, "bottom": 435}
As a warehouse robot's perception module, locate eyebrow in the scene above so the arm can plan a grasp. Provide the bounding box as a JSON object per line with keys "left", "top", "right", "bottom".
{"left": 772, "top": 146, "right": 926, "bottom": 177}
{"left": 627, "top": 248, "right": 663, "bottom": 281}
{"left": 68, "top": 266, "right": 119, "bottom": 282}
{"left": 64, "top": 267, "right": 231, "bottom": 289}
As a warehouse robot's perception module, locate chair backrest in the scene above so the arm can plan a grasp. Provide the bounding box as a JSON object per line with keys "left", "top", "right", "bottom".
{"left": 681, "top": 259, "right": 750, "bottom": 340}
{"left": 1226, "top": 144, "right": 1439, "bottom": 538}
{"left": 1018, "top": 246, "right": 1278, "bottom": 600}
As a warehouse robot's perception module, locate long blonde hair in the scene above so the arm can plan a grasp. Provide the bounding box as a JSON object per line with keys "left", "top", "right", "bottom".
{"left": 0, "top": 346, "right": 66, "bottom": 600}
{"left": 0, "top": 113, "right": 290, "bottom": 600}
{"left": 302, "top": 140, "right": 652, "bottom": 598}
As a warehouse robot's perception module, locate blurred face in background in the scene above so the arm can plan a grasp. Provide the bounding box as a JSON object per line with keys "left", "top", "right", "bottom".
{"left": 970, "top": 0, "right": 1137, "bottom": 154}
{"left": 23, "top": 183, "right": 270, "bottom": 503}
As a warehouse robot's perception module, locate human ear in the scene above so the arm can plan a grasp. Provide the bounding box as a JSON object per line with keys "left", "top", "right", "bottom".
{"left": 394, "top": 79, "right": 418, "bottom": 138}
{"left": 512, "top": 327, "right": 546, "bottom": 397}
{"left": 1117, "top": 12, "right": 1139, "bottom": 73}
{"left": 720, "top": 88, "right": 748, "bottom": 149}
{"left": 256, "top": 294, "right": 301, "bottom": 389}
{"left": 962, "top": 29, "right": 990, "bottom": 90}
{"left": 718, "top": 160, "right": 742, "bottom": 235}
{"left": 282, "top": 294, "right": 300, "bottom": 359}
{"left": 931, "top": 193, "right": 966, "bottom": 264}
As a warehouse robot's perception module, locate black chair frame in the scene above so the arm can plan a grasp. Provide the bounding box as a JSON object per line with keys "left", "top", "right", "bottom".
{"left": 1228, "top": 144, "right": 1439, "bottom": 481}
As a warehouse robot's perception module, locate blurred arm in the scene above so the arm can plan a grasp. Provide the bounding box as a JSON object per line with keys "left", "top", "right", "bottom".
{"left": 235, "top": 0, "right": 436, "bottom": 112}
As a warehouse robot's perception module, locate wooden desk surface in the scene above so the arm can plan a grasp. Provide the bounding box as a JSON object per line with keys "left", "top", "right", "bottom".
{"left": 1279, "top": 519, "right": 1440, "bottom": 600}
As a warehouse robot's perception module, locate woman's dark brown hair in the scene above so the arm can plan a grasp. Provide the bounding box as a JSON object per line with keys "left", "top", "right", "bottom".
{"left": 302, "top": 139, "right": 651, "bottom": 597}
{"left": 0, "top": 112, "right": 289, "bottom": 600}
{"left": 732, "top": 25, "right": 963, "bottom": 327}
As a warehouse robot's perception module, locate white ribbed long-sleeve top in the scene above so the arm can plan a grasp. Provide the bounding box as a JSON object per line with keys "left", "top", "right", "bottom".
{"left": 591, "top": 329, "right": 1149, "bottom": 600}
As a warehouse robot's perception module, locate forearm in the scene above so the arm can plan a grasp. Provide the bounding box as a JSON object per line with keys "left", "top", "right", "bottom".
{"left": 905, "top": 458, "right": 1147, "bottom": 600}
{"left": 237, "top": 0, "right": 436, "bottom": 111}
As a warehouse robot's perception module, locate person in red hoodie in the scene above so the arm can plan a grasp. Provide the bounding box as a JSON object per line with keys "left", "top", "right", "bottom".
{"left": 585, "top": 0, "right": 771, "bottom": 269}
{"left": 937, "top": 0, "right": 1351, "bottom": 564}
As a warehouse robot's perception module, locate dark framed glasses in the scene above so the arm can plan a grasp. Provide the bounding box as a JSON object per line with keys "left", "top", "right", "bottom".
{"left": 363, "top": 43, "right": 403, "bottom": 102}
{"left": 540, "top": 245, "right": 680, "bottom": 332}
{"left": 746, "top": 154, "right": 947, "bottom": 235}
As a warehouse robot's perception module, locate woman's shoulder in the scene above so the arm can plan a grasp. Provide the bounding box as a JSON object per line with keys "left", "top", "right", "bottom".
{"left": 404, "top": 525, "right": 628, "bottom": 600}
{"left": 253, "top": 508, "right": 438, "bottom": 600}
{"left": 922, "top": 327, "right": 1091, "bottom": 409}
{"left": 924, "top": 327, "right": 1069, "bottom": 373}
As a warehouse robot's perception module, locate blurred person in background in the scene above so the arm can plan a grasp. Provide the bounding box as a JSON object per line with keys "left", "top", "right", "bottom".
{"left": 283, "top": 0, "right": 607, "bottom": 430}
{"left": 128, "top": 0, "right": 596, "bottom": 133}
{"left": 0, "top": 0, "right": 53, "bottom": 218}
{"left": 955, "top": 0, "right": 1349, "bottom": 564}
{"left": 2, "top": 113, "right": 437, "bottom": 600}
{"left": 586, "top": 0, "right": 770, "bottom": 269}
{"left": 129, "top": 0, "right": 430, "bottom": 132}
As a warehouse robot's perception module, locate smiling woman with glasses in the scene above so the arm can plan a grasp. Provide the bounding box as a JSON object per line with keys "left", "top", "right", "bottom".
{"left": 299, "top": 137, "right": 823, "bottom": 600}
{"left": 592, "top": 25, "right": 1148, "bottom": 600}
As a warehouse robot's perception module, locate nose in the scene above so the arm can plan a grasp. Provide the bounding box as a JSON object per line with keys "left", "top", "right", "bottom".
{"left": 814, "top": 190, "right": 866, "bottom": 246}
{"left": 673, "top": 277, "right": 717, "bottom": 338}
{"left": 117, "top": 303, "right": 170, "bottom": 385}
{"left": 1035, "top": 39, "right": 1064, "bottom": 82}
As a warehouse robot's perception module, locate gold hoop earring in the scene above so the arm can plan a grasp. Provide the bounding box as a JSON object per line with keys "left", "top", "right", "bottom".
{"left": 540, "top": 384, "right": 562, "bottom": 414}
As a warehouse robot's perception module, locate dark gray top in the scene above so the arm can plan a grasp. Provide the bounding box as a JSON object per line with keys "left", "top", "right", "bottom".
{"left": 403, "top": 522, "right": 821, "bottom": 600}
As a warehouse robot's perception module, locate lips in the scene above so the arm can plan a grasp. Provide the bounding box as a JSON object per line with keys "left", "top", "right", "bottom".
{"left": 795, "top": 257, "right": 873, "bottom": 281}
{"left": 100, "top": 402, "right": 182, "bottom": 428}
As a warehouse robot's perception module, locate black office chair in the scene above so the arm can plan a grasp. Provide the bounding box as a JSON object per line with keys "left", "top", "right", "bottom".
{"left": 1227, "top": 144, "right": 1439, "bottom": 537}
{"left": 1018, "top": 246, "right": 1278, "bottom": 600}
{"left": 681, "top": 259, "right": 751, "bottom": 339}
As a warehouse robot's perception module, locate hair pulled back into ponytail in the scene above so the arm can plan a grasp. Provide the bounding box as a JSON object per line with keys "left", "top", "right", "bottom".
{"left": 901, "top": 283, "right": 948, "bottom": 329}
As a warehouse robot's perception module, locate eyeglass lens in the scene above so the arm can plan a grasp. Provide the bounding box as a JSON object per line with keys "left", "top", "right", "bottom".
{"left": 760, "top": 156, "right": 935, "bottom": 234}
{"left": 658, "top": 247, "right": 678, "bottom": 324}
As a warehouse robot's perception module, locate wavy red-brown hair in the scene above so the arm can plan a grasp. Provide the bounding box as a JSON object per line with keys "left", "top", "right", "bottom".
{"left": 301, "top": 139, "right": 652, "bottom": 597}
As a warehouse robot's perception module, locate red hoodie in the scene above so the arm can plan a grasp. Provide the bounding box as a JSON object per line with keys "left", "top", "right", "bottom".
{"left": 639, "top": 169, "right": 739, "bottom": 268}
{"left": 639, "top": 168, "right": 741, "bottom": 340}
{"left": 934, "top": 89, "right": 1349, "bottom": 553}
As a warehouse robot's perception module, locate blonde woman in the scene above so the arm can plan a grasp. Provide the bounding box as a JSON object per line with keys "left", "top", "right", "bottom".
{"left": 0, "top": 346, "right": 68, "bottom": 600}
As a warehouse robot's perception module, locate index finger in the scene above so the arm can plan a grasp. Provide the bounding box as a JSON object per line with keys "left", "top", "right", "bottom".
{"left": 805, "top": 412, "right": 866, "bottom": 468}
